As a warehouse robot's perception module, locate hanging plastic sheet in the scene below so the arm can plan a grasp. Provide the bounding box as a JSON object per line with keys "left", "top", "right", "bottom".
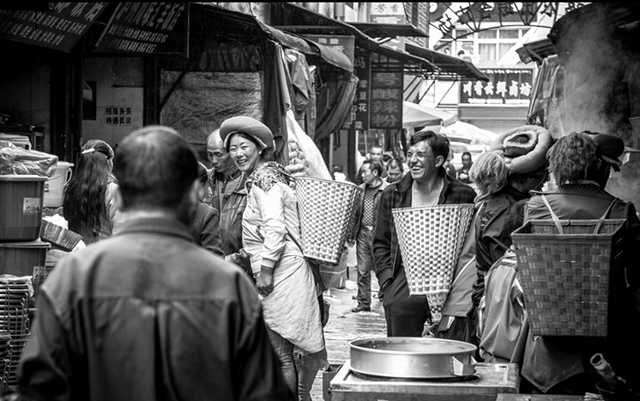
{"left": 286, "top": 109, "right": 332, "bottom": 180}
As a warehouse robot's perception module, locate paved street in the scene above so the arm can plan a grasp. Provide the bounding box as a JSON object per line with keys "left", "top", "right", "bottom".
{"left": 309, "top": 264, "right": 387, "bottom": 401}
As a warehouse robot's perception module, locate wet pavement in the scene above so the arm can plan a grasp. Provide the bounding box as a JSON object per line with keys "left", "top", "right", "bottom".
{"left": 309, "top": 264, "right": 387, "bottom": 400}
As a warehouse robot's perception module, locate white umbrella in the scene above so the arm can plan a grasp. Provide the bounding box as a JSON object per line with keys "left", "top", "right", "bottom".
{"left": 440, "top": 121, "right": 498, "bottom": 146}
{"left": 403, "top": 101, "right": 457, "bottom": 129}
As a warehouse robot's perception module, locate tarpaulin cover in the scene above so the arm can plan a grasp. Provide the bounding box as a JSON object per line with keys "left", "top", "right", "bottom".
{"left": 315, "top": 73, "right": 358, "bottom": 141}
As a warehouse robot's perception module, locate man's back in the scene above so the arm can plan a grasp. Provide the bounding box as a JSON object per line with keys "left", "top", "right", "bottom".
{"left": 16, "top": 216, "right": 291, "bottom": 401}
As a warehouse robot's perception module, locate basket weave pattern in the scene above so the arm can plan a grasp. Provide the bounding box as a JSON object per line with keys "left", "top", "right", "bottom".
{"left": 512, "top": 219, "right": 625, "bottom": 337}
{"left": 392, "top": 204, "right": 475, "bottom": 311}
{"left": 295, "top": 177, "right": 363, "bottom": 264}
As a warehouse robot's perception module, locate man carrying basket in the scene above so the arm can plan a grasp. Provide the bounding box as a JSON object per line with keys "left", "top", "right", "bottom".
{"left": 372, "top": 130, "right": 476, "bottom": 337}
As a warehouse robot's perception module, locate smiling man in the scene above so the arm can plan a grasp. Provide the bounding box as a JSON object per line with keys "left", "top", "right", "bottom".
{"left": 371, "top": 130, "right": 477, "bottom": 337}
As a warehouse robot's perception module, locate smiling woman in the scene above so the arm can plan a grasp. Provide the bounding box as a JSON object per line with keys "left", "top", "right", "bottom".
{"left": 219, "top": 116, "right": 327, "bottom": 400}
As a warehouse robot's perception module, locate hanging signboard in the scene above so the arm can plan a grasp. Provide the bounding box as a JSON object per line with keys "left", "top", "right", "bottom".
{"left": 303, "top": 34, "right": 355, "bottom": 64}
{"left": 460, "top": 68, "right": 533, "bottom": 106}
{"left": 370, "top": 2, "right": 405, "bottom": 51}
{"left": 95, "top": 2, "right": 188, "bottom": 55}
{"left": 0, "top": 2, "right": 107, "bottom": 52}
{"left": 370, "top": 71, "right": 403, "bottom": 129}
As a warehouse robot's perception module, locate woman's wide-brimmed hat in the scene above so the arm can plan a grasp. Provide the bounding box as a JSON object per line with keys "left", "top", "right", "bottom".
{"left": 219, "top": 116, "right": 274, "bottom": 151}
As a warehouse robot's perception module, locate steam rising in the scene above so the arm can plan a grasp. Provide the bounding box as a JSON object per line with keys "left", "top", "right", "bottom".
{"left": 550, "top": 4, "right": 640, "bottom": 206}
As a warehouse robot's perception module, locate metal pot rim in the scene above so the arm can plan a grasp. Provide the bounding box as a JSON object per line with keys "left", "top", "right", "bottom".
{"left": 350, "top": 337, "right": 477, "bottom": 356}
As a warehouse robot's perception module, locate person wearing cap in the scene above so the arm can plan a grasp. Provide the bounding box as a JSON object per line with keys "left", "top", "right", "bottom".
{"left": 219, "top": 116, "right": 326, "bottom": 400}
{"left": 206, "top": 129, "right": 251, "bottom": 276}
{"left": 520, "top": 131, "right": 640, "bottom": 394}
{"left": 471, "top": 126, "right": 553, "bottom": 313}
{"left": 372, "top": 130, "right": 477, "bottom": 337}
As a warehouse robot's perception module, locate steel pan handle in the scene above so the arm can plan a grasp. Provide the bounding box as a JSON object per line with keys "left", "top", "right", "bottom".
{"left": 450, "top": 355, "right": 476, "bottom": 377}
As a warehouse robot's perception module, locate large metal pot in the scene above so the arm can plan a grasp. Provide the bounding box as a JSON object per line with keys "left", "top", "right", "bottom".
{"left": 349, "top": 337, "right": 477, "bottom": 379}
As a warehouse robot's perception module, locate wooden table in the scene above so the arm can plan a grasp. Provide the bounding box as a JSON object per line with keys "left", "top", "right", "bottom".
{"left": 497, "top": 393, "right": 603, "bottom": 401}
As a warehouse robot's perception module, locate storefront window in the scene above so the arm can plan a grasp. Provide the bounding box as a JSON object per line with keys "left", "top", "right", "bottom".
{"left": 478, "top": 30, "right": 497, "bottom": 39}
{"left": 499, "top": 29, "right": 519, "bottom": 39}
{"left": 479, "top": 43, "right": 496, "bottom": 62}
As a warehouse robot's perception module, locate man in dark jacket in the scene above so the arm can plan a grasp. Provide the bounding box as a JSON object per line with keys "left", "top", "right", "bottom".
{"left": 352, "top": 159, "right": 389, "bottom": 313}
{"left": 372, "top": 130, "right": 476, "bottom": 337}
{"left": 207, "top": 128, "right": 250, "bottom": 275}
{"left": 12, "top": 126, "right": 293, "bottom": 401}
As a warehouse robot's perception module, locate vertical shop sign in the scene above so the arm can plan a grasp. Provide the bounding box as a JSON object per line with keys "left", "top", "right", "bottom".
{"left": 303, "top": 34, "right": 355, "bottom": 64}
{"left": 460, "top": 68, "right": 533, "bottom": 105}
{"left": 343, "top": 49, "right": 371, "bottom": 131}
{"left": 0, "top": 3, "right": 107, "bottom": 52}
{"left": 369, "top": 71, "right": 403, "bottom": 129}
{"left": 95, "top": 3, "right": 188, "bottom": 55}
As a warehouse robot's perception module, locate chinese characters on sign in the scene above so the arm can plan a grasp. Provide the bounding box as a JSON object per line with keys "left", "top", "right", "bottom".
{"left": 96, "top": 3, "right": 186, "bottom": 54}
{"left": 370, "top": 71, "right": 403, "bottom": 129}
{"left": 343, "top": 50, "right": 371, "bottom": 131}
{"left": 105, "top": 106, "right": 133, "bottom": 126}
{"left": 0, "top": 3, "right": 107, "bottom": 52}
{"left": 460, "top": 69, "right": 533, "bottom": 106}
{"left": 304, "top": 34, "right": 355, "bottom": 64}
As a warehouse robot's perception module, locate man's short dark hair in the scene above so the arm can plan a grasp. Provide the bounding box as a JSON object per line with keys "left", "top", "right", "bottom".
{"left": 410, "top": 130, "right": 450, "bottom": 160}
{"left": 462, "top": 152, "right": 472, "bottom": 159}
{"left": 114, "top": 126, "right": 198, "bottom": 210}
{"left": 362, "top": 159, "right": 383, "bottom": 177}
{"left": 387, "top": 157, "right": 404, "bottom": 171}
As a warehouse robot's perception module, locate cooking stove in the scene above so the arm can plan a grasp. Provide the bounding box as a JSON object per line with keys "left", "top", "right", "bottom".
{"left": 328, "top": 361, "right": 520, "bottom": 401}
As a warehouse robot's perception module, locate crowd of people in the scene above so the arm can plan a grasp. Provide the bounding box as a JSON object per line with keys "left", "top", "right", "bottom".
{"left": 348, "top": 126, "right": 640, "bottom": 394}
{"left": 5, "top": 118, "right": 640, "bottom": 400}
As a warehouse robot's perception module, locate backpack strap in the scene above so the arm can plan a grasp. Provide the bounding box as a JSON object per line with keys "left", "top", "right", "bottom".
{"left": 541, "top": 195, "right": 564, "bottom": 234}
{"left": 593, "top": 198, "right": 618, "bottom": 234}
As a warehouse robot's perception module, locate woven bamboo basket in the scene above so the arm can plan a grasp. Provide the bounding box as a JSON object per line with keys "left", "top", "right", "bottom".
{"left": 511, "top": 219, "right": 626, "bottom": 337}
{"left": 294, "top": 176, "right": 363, "bottom": 264}
{"left": 392, "top": 204, "right": 475, "bottom": 322}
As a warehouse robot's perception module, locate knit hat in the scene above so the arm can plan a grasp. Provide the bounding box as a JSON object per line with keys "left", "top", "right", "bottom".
{"left": 219, "top": 116, "right": 274, "bottom": 151}
{"left": 593, "top": 133, "right": 624, "bottom": 171}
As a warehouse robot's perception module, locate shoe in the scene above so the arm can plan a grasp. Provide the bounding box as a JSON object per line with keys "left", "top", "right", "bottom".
{"left": 351, "top": 305, "right": 371, "bottom": 313}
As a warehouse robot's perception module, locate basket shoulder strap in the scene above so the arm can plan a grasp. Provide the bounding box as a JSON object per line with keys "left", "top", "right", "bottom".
{"left": 285, "top": 226, "right": 304, "bottom": 253}
{"left": 541, "top": 195, "right": 564, "bottom": 234}
{"left": 593, "top": 197, "right": 619, "bottom": 234}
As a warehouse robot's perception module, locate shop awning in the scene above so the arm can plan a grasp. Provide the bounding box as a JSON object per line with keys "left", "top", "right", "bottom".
{"left": 350, "top": 23, "right": 428, "bottom": 39}
{"left": 405, "top": 43, "right": 489, "bottom": 82}
{"left": 516, "top": 38, "right": 556, "bottom": 65}
{"left": 255, "top": 19, "right": 352, "bottom": 72}
{"left": 268, "top": 3, "right": 444, "bottom": 77}
{"left": 193, "top": 4, "right": 352, "bottom": 72}
{"left": 269, "top": 3, "right": 488, "bottom": 81}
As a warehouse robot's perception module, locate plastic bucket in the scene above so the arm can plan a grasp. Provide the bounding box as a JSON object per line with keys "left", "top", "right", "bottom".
{"left": 0, "top": 175, "right": 46, "bottom": 241}
{"left": 0, "top": 240, "right": 50, "bottom": 277}
{"left": 43, "top": 161, "right": 74, "bottom": 208}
